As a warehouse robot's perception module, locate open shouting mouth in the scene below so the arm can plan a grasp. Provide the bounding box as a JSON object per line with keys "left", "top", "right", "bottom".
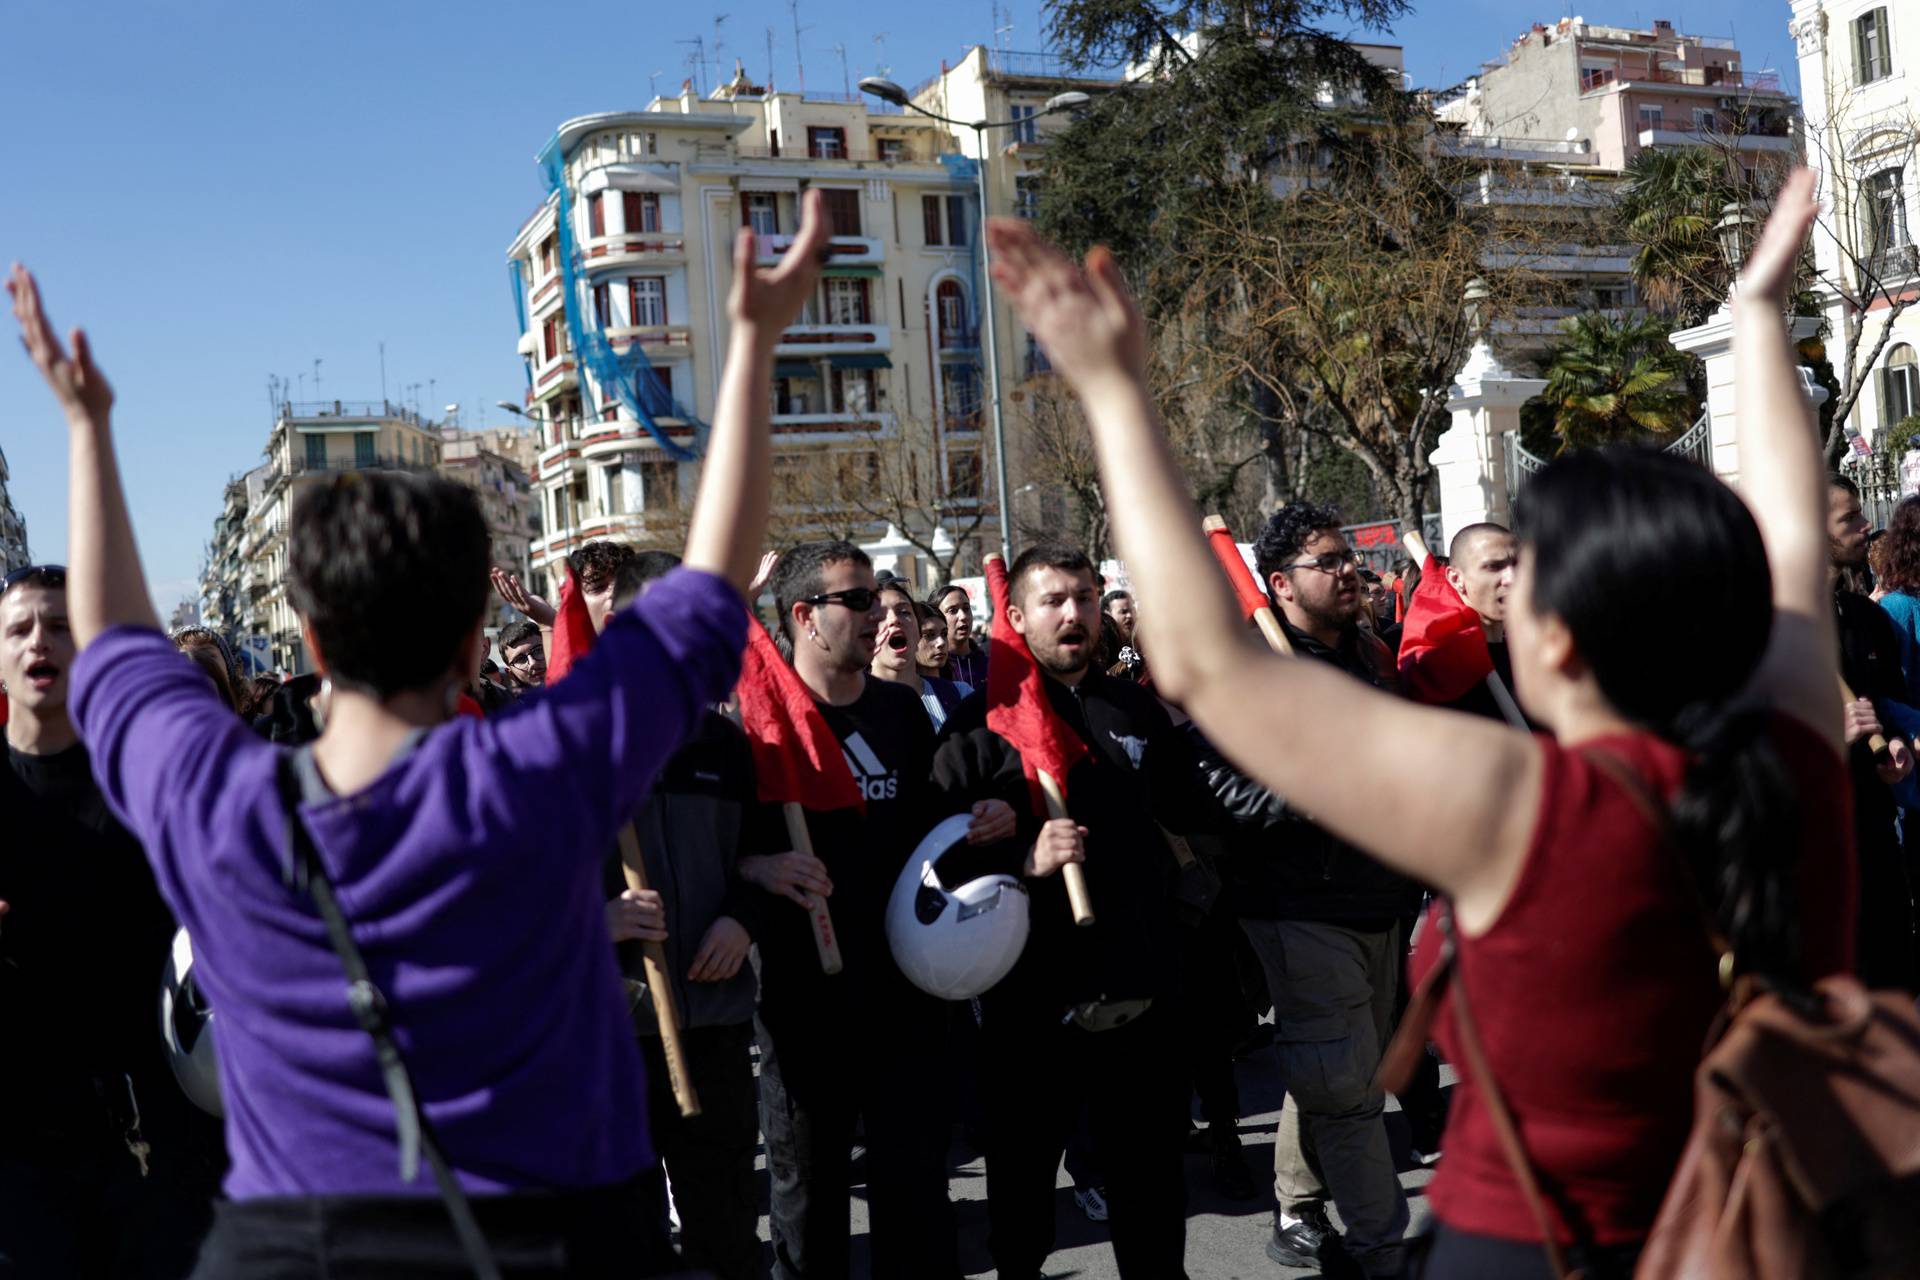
{"left": 24, "top": 661, "right": 59, "bottom": 690}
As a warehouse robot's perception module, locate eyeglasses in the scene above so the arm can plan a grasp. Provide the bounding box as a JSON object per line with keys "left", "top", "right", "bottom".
{"left": 505, "top": 649, "right": 545, "bottom": 668}
{"left": 804, "top": 588, "right": 879, "bottom": 612}
{"left": 1283, "top": 553, "right": 1358, "bottom": 577}
{"left": 0, "top": 565, "right": 66, "bottom": 598}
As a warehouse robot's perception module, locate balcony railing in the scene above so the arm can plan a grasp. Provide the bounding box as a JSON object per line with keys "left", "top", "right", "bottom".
{"left": 938, "top": 327, "right": 980, "bottom": 350}
{"left": 580, "top": 234, "right": 686, "bottom": 265}
{"left": 985, "top": 49, "right": 1125, "bottom": 81}
{"left": 1637, "top": 127, "right": 1794, "bottom": 152}
{"left": 1583, "top": 64, "right": 1784, "bottom": 93}
{"left": 281, "top": 400, "right": 428, "bottom": 425}
{"left": 288, "top": 453, "right": 439, "bottom": 477}
{"left": 756, "top": 234, "right": 883, "bottom": 265}
{"left": 775, "top": 323, "right": 891, "bottom": 354}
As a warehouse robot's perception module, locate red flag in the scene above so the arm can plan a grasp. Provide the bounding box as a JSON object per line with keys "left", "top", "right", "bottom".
{"left": 1205, "top": 524, "right": 1269, "bottom": 623}
{"left": 455, "top": 692, "right": 485, "bottom": 719}
{"left": 1397, "top": 553, "right": 1493, "bottom": 704}
{"left": 545, "top": 565, "right": 599, "bottom": 686}
{"left": 0, "top": 690, "right": 8, "bottom": 729}
{"left": 984, "top": 556, "right": 1090, "bottom": 817}
{"left": 735, "top": 619, "right": 864, "bottom": 811}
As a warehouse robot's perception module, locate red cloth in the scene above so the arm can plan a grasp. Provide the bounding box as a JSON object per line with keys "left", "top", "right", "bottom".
{"left": 1397, "top": 553, "right": 1493, "bottom": 704}
{"left": 1204, "top": 524, "right": 1269, "bottom": 621}
{"left": 984, "top": 557, "right": 1089, "bottom": 817}
{"left": 455, "top": 693, "right": 484, "bottom": 719}
{"left": 544, "top": 566, "right": 598, "bottom": 686}
{"left": 734, "top": 618, "right": 863, "bottom": 810}
{"left": 0, "top": 690, "right": 8, "bottom": 729}
{"left": 1412, "top": 716, "right": 1856, "bottom": 1246}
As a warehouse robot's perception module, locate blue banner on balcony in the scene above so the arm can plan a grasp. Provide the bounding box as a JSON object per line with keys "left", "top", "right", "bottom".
{"left": 775, "top": 361, "right": 820, "bottom": 379}
{"left": 830, "top": 353, "right": 893, "bottom": 369}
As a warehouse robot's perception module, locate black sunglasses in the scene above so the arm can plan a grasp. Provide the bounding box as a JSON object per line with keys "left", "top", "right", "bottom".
{"left": 804, "top": 587, "right": 879, "bottom": 612}
{"left": 0, "top": 564, "right": 66, "bottom": 597}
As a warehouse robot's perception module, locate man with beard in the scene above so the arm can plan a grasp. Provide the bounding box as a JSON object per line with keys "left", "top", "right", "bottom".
{"left": 0, "top": 566, "right": 224, "bottom": 1275}
{"left": 932, "top": 582, "right": 990, "bottom": 688}
{"left": 749, "top": 542, "right": 1011, "bottom": 1280}
{"left": 1194, "top": 502, "right": 1419, "bottom": 1278}
{"left": 930, "top": 544, "right": 1231, "bottom": 1280}
{"left": 1829, "top": 474, "right": 1919, "bottom": 990}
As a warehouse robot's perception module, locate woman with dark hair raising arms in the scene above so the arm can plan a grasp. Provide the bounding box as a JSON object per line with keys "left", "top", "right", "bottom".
{"left": 982, "top": 172, "right": 1856, "bottom": 1277}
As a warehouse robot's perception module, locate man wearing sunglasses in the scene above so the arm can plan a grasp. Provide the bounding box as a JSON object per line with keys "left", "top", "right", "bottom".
{"left": 0, "top": 564, "right": 225, "bottom": 1275}
{"left": 495, "top": 620, "right": 546, "bottom": 697}
{"left": 1184, "top": 502, "right": 1419, "bottom": 1278}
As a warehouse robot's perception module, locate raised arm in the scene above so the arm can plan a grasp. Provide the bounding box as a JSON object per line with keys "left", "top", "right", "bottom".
{"left": 1731, "top": 171, "right": 1842, "bottom": 751}
{"left": 681, "top": 190, "right": 829, "bottom": 593}
{"left": 8, "top": 265, "right": 159, "bottom": 645}
{"left": 982, "top": 221, "right": 1540, "bottom": 909}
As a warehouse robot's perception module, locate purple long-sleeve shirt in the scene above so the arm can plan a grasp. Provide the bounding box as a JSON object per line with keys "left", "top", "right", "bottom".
{"left": 69, "top": 568, "right": 745, "bottom": 1200}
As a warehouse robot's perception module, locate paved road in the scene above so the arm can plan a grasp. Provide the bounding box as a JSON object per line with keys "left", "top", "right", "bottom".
{"left": 732, "top": 1045, "right": 1449, "bottom": 1279}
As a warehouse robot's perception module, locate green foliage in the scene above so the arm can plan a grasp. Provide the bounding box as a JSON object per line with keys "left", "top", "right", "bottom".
{"left": 1616, "top": 148, "right": 1743, "bottom": 325}
{"left": 1887, "top": 413, "right": 1920, "bottom": 459}
{"left": 1045, "top": 0, "right": 1410, "bottom": 78}
{"left": 1532, "top": 313, "right": 1701, "bottom": 451}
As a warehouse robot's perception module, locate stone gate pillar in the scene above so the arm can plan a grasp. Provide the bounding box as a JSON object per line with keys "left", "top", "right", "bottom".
{"left": 1431, "top": 340, "right": 1546, "bottom": 545}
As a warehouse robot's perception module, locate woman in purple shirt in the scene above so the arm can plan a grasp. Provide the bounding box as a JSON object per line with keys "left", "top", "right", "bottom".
{"left": 5, "top": 190, "right": 830, "bottom": 1278}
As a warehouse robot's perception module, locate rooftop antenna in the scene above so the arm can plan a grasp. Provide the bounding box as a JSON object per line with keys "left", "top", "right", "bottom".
{"left": 873, "top": 31, "right": 890, "bottom": 79}
{"left": 649, "top": 68, "right": 663, "bottom": 98}
{"left": 766, "top": 27, "right": 777, "bottom": 88}
{"left": 789, "top": 0, "right": 810, "bottom": 95}
{"left": 831, "top": 42, "right": 850, "bottom": 98}
{"left": 677, "top": 36, "right": 707, "bottom": 96}
{"left": 428, "top": 378, "right": 437, "bottom": 421}
{"left": 378, "top": 340, "right": 387, "bottom": 404}
{"left": 712, "top": 13, "right": 730, "bottom": 87}
{"left": 994, "top": 1, "right": 1015, "bottom": 54}
{"left": 313, "top": 357, "right": 323, "bottom": 402}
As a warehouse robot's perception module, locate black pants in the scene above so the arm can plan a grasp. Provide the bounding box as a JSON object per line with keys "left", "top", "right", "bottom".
{"left": 978, "top": 1001, "right": 1189, "bottom": 1280}
{"left": 638, "top": 1023, "right": 764, "bottom": 1280}
{"left": 0, "top": 1124, "right": 220, "bottom": 1279}
{"left": 189, "top": 1177, "right": 683, "bottom": 1278}
{"left": 1406, "top": 1222, "right": 1641, "bottom": 1280}
{"left": 755, "top": 994, "right": 958, "bottom": 1279}
{"left": 1178, "top": 904, "right": 1248, "bottom": 1132}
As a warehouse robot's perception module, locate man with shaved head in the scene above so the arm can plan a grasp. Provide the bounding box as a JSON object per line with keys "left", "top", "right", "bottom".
{"left": 1438, "top": 522, "right": 1518, "bottom": 721}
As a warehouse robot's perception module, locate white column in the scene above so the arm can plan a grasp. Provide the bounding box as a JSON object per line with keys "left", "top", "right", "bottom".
{"left": 1432, "top": 340, "right": 1545, "bottom": 544}
{"left": 1670, "top": 307, "right": 1823, "bottom": 484}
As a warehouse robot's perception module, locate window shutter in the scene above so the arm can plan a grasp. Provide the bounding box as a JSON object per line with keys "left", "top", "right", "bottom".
{"left": 923, "top": 195, "right": 944, "bottom": 246}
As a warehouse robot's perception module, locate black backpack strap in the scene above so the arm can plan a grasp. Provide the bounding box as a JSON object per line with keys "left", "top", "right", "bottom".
{"left": 275, "top": 752, "right": 502, "bottom": 1280}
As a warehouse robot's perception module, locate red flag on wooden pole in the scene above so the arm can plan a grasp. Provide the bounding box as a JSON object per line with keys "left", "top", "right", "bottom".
{"left": 1396, "top": 551, "right": 1493, "bottom": 705}
{"left": 984, "top": 555, "right": 1095, "bottom": 926}
{"left": 544, "top": 565, "right": 599, "bottom": 687}
{"left": 1202, "top": 514, "right": 1294, "bottom": 656}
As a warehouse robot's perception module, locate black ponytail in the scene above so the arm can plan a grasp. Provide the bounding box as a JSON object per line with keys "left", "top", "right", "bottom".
{"left": 1516, "top": 448, "right": 1804, "bottom": 984}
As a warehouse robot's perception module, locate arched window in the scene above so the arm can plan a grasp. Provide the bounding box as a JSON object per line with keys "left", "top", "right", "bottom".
{"left": 934, "top": 279, "right": 969, "bottom": 346}
{"left": 1882, "top": 343, "right": 1918, "bottom": 428}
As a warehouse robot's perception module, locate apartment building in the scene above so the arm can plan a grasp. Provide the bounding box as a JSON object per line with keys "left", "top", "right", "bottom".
{"left": 439, "top": 430, "right": 539, "bottom": 631}
{"left": 0, "top": 446, "right": 27, "bottom": 573}
{"left": 1792, "top": 1, "right": 1920, "bottom": 447}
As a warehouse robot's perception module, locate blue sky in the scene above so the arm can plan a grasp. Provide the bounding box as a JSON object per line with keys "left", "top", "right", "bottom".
{"left": 0, "top": 0, "right": 1796, "bottom": 610}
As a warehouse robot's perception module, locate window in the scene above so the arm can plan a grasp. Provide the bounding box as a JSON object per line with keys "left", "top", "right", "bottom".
{"left": 942, "top": 364, "right": 982, "bottom": 427}
{"left": 591, "top": 283, "right": 612, "bottom": 327}
{"left": 742, "top": 192, "right": 779, "bottom": 236}
{"left": 834, "top": 368, "right": 877, "bottom": 414}
{"left": 807, "top": 126, "right": 847, "bottom": 159}
{"left": 628, "top": 276, "right": 668, "bottom": 326}
{"left": 605, "top": 464, "right": 624, "bottom": 515}
{"left": 623, "top": 192, "right": 661, "bottom": 234}
{"left": 542, "top": 315, "right": 563, "bottom": 362}
{"left": 637, "top": 366, "right": 673, "bottom": 416}
{"left": 1023, "top": 333, "right": 1052, "bottom": 377}
{"left": 922, "top": 194, "right": 969, "bottom": 246}
{"left": 1692, "top": 108, "right": 1717, "bottom": 133}
{"left": 304, "top": 434, "right": 327, "bottom": 469}
{"left": 1014, "top": 177, "right": 1043, "bottom": 220}
{"left": 1867, "top": 168, "right": 1912, "bottom": 259}
{"left": 935, "top": 279, "right": 969, "bottom": 342}
{"left": 825, "top": 278, "right": 870, "bottom": 325}
{"left": 1011, "top": 104, "right": 1038, "bottom": 145}
{"left": 1592, "top": 283, "right": 1630, "bottom": 310}
{"left": 1579, "top": 63, "right": 1616, "bottom": 92}
{"left": 923, "top": 195, "right": 945, "bottom": 245}
{"left": 775, "top": 370, "right": 819, "bottom": 415}
{"left": 1637, "top": 105, "right": 1665, "bottom": 133}
{"left": 1884, "top": 345, "right": 1919, "bottom": 429}
{"left": 587, "top": 192, "right": 606, "bottom": 238}
{"left": 877, "top": 137, "right": 905, "bottom": 162}
{"left": 818, "top": 188, "right": 862, "bottom": 237}
{"left": 641, "top": 458, "right": 679, "bottom": 509}
{"left": 354, "top": 432, "right": 376, "bottom": 467}
{"left": 539, "top": 236, "right": 557, "bottom": 275}
{"left": 946, "top": 450, "right": 983, "bottom": 497}
{"left": 1855, "top": 7, "right": 1892, "bottom": 85}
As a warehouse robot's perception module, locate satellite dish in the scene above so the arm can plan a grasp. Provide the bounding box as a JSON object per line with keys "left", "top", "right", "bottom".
{"left": 1564, "top": 126, "right": 1579, "bottom": 141}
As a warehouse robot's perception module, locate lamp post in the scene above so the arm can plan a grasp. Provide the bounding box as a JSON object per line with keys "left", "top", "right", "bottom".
{"left": 1714, "top": 200, "right": 1759, "bottom": 284}
{"left": 858, "top": 76, "right": 1090, "bottom": 563}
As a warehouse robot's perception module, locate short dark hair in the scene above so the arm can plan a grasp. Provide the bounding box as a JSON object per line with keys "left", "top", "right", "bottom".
{"left": 1254, "top": 501, "right": 1344, "bottom": 593}
{"left": 288, "top": 473, "right": 489, "bottom": 698}
{"left": 771, "top": 541, "right": 871, "bottom": 638}
{"left": 930, "top": 582, "right": 972, "bottom": 612}
{"left": 611, "top": 549, "right": 683, "bottom": 610}
{"left": 1100, "top": 589, "right": 1132, "bottom": 611}
{"left": 1448, "top": 521, "right": 1511, "bottom": 565}
{"left": 498, "top": 620, "right": 542, "bottom": 654}
{"left": 569, "top": 540, "right": 637, "bottom": 595}
{"left": 1009, "top": 543, "right": 1096, "bottom": 607}
{"left": 1829, "top": 472, "right": 1860, "bottom": 499}
{"left": 912, "top": 600, "right": 945, "bottom": 629}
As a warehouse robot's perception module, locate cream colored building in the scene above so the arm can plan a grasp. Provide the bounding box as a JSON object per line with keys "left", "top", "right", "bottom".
{"left": 0, "top": 446, "right": 28, "bottom": 574}
{"left": 1792, "top": 0, "right": 1920, "bottom": 448}
{"left": 438, "top": 430, "right": 539, "bottom": 632}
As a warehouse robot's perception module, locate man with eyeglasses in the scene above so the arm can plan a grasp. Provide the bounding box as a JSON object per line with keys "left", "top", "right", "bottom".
{"left": 496, "top": 620, "right": 546, "bottom": 696}
{"left": 1184, "top": 503, "right": 1419, "bottom": 1278}
{"left": 0, "top": 565, "right": 224, "bottom": 1275}
{"left": 748, "top": 541, "right": 1010, "bottom": 1280}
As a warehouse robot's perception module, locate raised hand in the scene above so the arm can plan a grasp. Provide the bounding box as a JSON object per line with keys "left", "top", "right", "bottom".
{"left": 1736, "top": 168, "right": 1816, "bottom": 309}
{"left": 749, "top": 551, "right": 781, "bottom": 597}
{"left": 491, "top": 566, "right": 557, "bottom": 627}
{"left": 8, "top": 264, "right": 114, "bottom": 426}
{"left": 985, "top": 218, "right": 1148, "bottom": 390}
{"left": 729, "top": 188, "right": 832, "bottom": 337}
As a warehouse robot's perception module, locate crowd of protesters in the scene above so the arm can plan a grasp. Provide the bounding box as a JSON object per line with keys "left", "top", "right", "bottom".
{"left": 4, "top": 170, "right": 1917, "bottom": 1280}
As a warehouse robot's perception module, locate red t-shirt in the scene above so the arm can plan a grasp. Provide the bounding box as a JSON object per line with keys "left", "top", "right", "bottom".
{"left": 1412, "top": 714, "right": 1857, "bottom": 1245}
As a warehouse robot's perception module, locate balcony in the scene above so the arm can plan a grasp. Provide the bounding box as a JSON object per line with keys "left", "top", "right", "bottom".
{"left": 287, "top": 453, "right": 439, "bottom": 478}
{"left": 769, "top": 411, "right": 895, "bottom": 439}
{"left": 938, "top": 327, "right": 981, "bottom": 353}
{"left": 775, "top": 323, "right": 891, "bottom": 356}
{"left": 1867, "top": 243, "right": 1920, "bottom": 282}
{"left": 579, "top": 233, "right": 686, "bottom": 272}
{"left": 1440, "top": 134, "right": 1594, "bottom": 165}
{"left": 605, "top": 324, "right": 693, "bottom": 352}
{"left": 528, "top": 272, "right": 565, "bottom": 318}
{"left": 1637, "top": 127, "right": 1794, "bottom": 153}
{"left": 530, "top": 353, "right": 578, "bottom": 396}
{"left": 1583, "top": 65, "right": 1785, "bottom": 94}
{"left": 756, "top": 234, "right": 883, "bottom": 266}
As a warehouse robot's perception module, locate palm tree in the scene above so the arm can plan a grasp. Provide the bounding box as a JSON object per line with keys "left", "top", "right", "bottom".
{"left": 1535, "top": 313, "right": 1700, "bottom": 451}
{"left": 1617, "top": 148, "right": 1742, "bottom": 324}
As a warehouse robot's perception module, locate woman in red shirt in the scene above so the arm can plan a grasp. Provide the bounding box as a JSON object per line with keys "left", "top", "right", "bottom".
{"left": 981, "top": 172, "right": 1857, "bottom": 1277}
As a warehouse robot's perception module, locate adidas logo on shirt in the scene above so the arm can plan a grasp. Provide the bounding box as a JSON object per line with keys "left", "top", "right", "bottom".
{"left": 842, "top": 732, "right": 899, "bottom": 802}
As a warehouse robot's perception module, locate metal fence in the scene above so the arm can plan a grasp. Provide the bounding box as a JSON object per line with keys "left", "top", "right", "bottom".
{"left": 1506, "top": 411, "right": 1714, "bottom": 500}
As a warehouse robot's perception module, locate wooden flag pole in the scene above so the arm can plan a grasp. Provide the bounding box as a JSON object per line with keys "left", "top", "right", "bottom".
{"left": 616, "top": 825, "right": 700, "bottom": 1118}
{"left": 1402, "top": 530, "right": 1528, "bottom": 731}
{"left": 781, "top": 802, "right": 846, "bottom": 974}
{"left": 1037, "top": 770, "right": 1095, "bottom": 926}
{"left": 1838, "top": 676, "right": 1893, "bottom": 763}
{"left": 1201, "top": 514, "right": 1294, "bottom": 656}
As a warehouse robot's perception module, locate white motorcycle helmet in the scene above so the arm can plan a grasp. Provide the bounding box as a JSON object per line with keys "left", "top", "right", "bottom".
{"left": 159, "top": 927, "right": 222, "bottom": 1116}
{"left": 887, "top": 813, "right": 1030, "bottom": 1000}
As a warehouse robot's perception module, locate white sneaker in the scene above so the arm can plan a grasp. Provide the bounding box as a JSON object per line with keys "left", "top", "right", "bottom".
{"left": 1074, "top": 1186, "right": 1109, "bottom": 1222}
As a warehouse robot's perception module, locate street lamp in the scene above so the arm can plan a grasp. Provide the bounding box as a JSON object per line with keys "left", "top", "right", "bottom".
{"left": 1462, "top": 276, "right": 1491, "bottom": 341}
{"left": 858, "top": 76, "right": 1090, "bottom": 562}
{"left": 1715, "top": 200, "right": 1758, "bottom": 278}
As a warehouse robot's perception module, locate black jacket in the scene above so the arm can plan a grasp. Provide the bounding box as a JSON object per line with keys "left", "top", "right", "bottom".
{"left": 1192, "top": 617, "right": 1425, "bottom": 927}
{"left": 1836, "top": 587, "right": 1920, "bottom": 990}
{"left": 603, "top": 711, "right": 772, "bottom": 1033}
{"left": 931, "top": 671, "right": 1229, "bottom": 1011}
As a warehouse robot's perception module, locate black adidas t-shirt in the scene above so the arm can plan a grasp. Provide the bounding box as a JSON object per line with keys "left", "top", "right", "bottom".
{"left": 753, "top": 676, "right": 960, "bottom": 1018}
